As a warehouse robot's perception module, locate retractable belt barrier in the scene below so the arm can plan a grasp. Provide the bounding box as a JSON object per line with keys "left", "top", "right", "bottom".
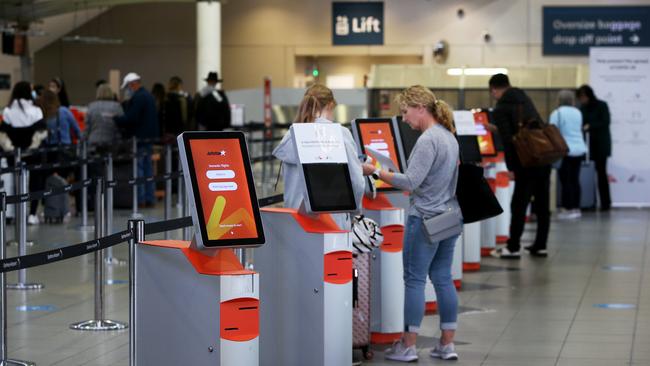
{"left": 0, "top": 193, "right": 284, "bottom": 273}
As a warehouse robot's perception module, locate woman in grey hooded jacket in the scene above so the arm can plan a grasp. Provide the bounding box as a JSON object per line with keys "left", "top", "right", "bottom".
{"left": 272, "top": 84, "right": 364, "bottom": 229}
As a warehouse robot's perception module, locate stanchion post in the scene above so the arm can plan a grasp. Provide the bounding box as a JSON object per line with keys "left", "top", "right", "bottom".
{"left": 131, "top": 138, "right": 141, "bottom": 219}
{"left": 70, "top": 178, "right": 127, "bottom": 331}
{"left": 7, "top": 164, "right": 43, "bottom": 291}
{"left": 0, "top": 193, "right": 34, "bottom": 366}
{"left": 164, "top": 145, "right": 172, "bottom": 240}
{"left": 176, "top": 153, "right": 182, "bottom": 209}
{"left": 104, "top": 155, "right": 124, "bottom": 265}
{"left": 10, "top": 148, "right": 21, "bottom": 247}
{"left": 128, "top": 219, "right": 145, "bottom": 366}
{"left": 77, "top": 140, "right": 93, "bottom": 231}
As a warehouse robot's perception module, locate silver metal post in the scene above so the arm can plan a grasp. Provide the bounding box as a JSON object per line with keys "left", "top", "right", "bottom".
{"left": 164, "top": 145, "right": 172, "bottom": 240}
{"left": 176, "top": 152, "right": 182, "bottom": 208}
{"left": 7, "top": 165, "right": 42, "bottom": 291}
{"left": 11, "top": 149, "right": 20, "bottom": 246}
{"left": 76, "top": 141, "right": 93, "bottom": 231}
{"left": 0, "top": 193, "right": 34, "bottom": 366}
{"left": 128, "top": 219, "right": 145, "bottom": 366}
{"left": 70, "top": 179, "right": 127, "bottom": 331}
{"left": 181, "top": 179, "right": 188, "bottom": 240}
{"left": 104, "top": 155, "right": 124, "bottom": 265}
{"left": 131, "top": 138, "right": 141, "bottom": 219}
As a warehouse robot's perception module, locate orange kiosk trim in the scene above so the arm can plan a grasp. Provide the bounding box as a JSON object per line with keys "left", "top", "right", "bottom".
{"left": 220, "top": 297, "right": 260, "bottom": 342}
{"left": 324, "top": 251, "right": 353, "bottom": 284}
{"left": 140, "top": 240, "right": 254, "bottom": 275}
{"left": 362, "top": 194, "right": 400, "bottom": 211}
{"left": 380, "top": 225, "right": 405, "bottom": 253}
{"left": 261, "top": 207, "right": 347, "bottom": 233}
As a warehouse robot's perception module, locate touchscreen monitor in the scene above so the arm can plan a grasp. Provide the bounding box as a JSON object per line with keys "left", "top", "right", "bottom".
{"left": 393, "top": 116, "right": 422, "bottom": 168}
{"left": 302, "top": 163, "right": 356, "bottom": 212}
{"left": 473, "top": 110, "right": 497, "bottom": 157}
{"left": 352, "top": 118, "right": 404, "bottom": 191}
{"left": 178, "top": 131, "right": 265, "bottom": 248}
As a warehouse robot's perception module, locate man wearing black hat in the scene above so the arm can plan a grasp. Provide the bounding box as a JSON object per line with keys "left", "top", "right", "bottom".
{"left": 195, "top": 71, "right": 231, "bottom": 131}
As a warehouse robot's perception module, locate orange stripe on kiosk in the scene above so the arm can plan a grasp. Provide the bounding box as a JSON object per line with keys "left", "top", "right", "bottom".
{"left": 256, "top": 123, "right": 356, "bottom": 366}
{"left": 134, "top": 132, "right": 264, "bottom": 365}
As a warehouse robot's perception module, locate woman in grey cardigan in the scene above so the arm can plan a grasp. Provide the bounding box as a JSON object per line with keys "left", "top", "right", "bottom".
{"left": 362, "top": 85, "right": 461, "bottom": 362}
{"left": 84, "top": 84, "right": 123, "bottom": 146}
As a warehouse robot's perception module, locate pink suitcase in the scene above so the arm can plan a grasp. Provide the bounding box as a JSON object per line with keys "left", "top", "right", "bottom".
{"left": 353, "top": 253, "right": 374, "bottom": 361}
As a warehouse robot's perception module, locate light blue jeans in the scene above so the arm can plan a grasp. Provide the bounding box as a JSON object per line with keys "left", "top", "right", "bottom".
{"left": 403, "top": 215, "right": 460, "bottom": 332}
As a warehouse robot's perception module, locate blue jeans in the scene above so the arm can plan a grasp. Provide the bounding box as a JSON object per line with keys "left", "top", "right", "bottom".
{"left": 403, "top": 215, "right": 460, "bottom": 332}
{"left": 137, "top": 144, "right": 155, "bottom": 204}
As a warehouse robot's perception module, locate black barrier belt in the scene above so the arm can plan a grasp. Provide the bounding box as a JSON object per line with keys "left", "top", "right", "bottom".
{"left": 6, "top": 178, "right": 94, "bottom": 205}
{"left": 0, "top": 230, "right": 133, "bottom": 274}
{"left": 106, "top": 171, "right": 183, "bottom": 189}
{"left": 143, "top": 194, "right": 285, "bottom": 235}
{"left": 23, "top": 156, "right": 106, "bottom": 172}
{"left": 144, "top": 216, "right": 193, "bottom": 235}
{"left": 0, "top": 144, "right": 78, "bottom": 158}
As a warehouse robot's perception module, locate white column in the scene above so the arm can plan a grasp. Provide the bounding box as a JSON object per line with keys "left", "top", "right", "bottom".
{"left": 196, "top": 1, "right": 222, "bottom": 89}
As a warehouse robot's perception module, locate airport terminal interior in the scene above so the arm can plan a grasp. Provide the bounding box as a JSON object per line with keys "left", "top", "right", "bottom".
{"left": 0, "top": 1, "right": 649, "bottom": 365}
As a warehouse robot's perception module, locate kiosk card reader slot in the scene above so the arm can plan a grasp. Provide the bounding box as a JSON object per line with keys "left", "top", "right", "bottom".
{"left": 135, "top": 131, "right": 263, "bottom": 366}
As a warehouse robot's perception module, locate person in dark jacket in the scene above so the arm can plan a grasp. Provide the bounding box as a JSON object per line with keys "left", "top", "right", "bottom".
{"left": 488, "top": 73, "right": 551, "bottom": 259}
{"left": 163, "top": 76, "right": 193, "bottom": 137}
{"left": 114, "top": 72, "right": 160, "bottom": 207}
{"left": 195, "top": 71, "right": 231, "bottom": 131}
{"left": 577, "top": 84, "right": 611, "bottom": 211}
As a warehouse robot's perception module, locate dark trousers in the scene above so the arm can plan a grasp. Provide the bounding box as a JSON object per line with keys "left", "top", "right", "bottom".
{"left": 559, "top": 156, "right": 583, "bottom": 210}
{"left": 593, "top": 157, "right": 611, "bottom": 209}
{"left": 508, "top": 166, "right": 551, "bottom": 251}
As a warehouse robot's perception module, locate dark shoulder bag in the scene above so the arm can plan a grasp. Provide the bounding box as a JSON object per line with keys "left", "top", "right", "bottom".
{"left": 513, "top": 105, "right": 568, "bottom": 167}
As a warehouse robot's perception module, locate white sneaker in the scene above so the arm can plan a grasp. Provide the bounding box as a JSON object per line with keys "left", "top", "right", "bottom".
{"left": 430, "top": 342, "right": 459, "bottom": 360}
{"left": 570, "top": 209, "right": 582, "bottom": 219}
{"left": 490, "top": 247, "right": 521, "bottom": 259}
{"left": 385, "top": 340, "right": 418, "bottom": 362}
{"left": 27, "top": 214, "right": 40, "bottom": 225}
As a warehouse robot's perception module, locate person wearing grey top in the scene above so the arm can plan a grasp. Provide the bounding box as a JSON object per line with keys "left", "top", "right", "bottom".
{"left": 273, "top": 84, "right": 364, "bottom": 230}
{"left": 363, "top": 86, "right": 461, "bottom": 362}
{"left": 85, "top": 84, "right": 124, "bottom": 146}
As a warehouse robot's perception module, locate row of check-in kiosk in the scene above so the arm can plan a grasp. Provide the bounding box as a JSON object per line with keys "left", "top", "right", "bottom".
{"left": 132, "top": 110, "right": 511, "bottom": 365}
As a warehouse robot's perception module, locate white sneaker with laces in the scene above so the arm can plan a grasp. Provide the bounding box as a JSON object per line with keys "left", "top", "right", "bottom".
{"left": 430, "top": 342, "right": 459, "bottom": 360}
{"left": 384, "top": 340, "right": 418, "bottom": 362}
{"left": 27, "top": 214, "right": 40, "bottom": 225}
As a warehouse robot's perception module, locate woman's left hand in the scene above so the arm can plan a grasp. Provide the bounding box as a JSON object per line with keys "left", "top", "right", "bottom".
{"left": 362, "top": 163, "right": 376, "bottom": 176}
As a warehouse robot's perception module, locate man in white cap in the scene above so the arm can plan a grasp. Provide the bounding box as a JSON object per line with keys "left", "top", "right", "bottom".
{"left": 114, "top": 72, "right": 160, "bottom": 208}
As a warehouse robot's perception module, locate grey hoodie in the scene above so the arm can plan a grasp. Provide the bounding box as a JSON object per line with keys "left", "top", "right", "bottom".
{"left": 273, "top": 117, "right": 364, "bottom": 229}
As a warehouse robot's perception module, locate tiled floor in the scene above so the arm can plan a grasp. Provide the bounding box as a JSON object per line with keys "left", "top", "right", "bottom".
{"left": 2, "top": 207, "right": 650, "bottom": 365}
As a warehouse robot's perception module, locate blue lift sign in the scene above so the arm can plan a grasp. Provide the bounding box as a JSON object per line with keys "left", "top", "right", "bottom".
{"left": 543, "top": 6, "right": 650, "bottom": 55}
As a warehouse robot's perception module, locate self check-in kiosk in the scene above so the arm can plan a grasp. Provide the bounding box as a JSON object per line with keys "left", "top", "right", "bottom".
{"left": 135, "top": 131, "right": 264, "bottom": 365}
{"left": 352, "top": 118, "right": 406, "bottom": 343}
{"left": 256, "top": 123, "right": 354, "bottom": 366}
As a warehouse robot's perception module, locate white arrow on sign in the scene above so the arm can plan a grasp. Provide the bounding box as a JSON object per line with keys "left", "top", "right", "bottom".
{"left": 630, "top": 34, "right": 640, "bottom": 44}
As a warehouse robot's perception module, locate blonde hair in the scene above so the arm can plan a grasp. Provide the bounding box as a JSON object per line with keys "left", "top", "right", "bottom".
{"left": 96, "top": 84, "right": 114, "bottom": 101}
{"left": 294, "top": 84, "right": 337, "bottom": 123}
{"left": 395, "top": 85, "right": 455, "bottom": 134}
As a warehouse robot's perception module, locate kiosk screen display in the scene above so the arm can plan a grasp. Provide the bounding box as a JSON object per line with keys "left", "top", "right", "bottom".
{"left": 473, "top": 111, "right": 497, "bottom": 156}
{"left": 181, "top": 132, "right": 264, "bottom": 247}
{"left": 395, "top": 116, "right": 422, "bottom": 163}
{"left": 353, "top": 118, "right": 403, "bottom": 191}
{"left": 302, "top": 163, "right": 356, "bottom": 212}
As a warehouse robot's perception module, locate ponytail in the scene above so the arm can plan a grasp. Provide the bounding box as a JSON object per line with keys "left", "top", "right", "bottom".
{"left": 433, "top": 99, "right": 455, "bottom": 134}
{"left": 295, "top": 95, "right": 321, "bottom": 123}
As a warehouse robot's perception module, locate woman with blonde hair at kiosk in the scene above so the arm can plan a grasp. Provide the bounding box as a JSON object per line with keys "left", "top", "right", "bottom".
{"left": 273, "top": 84, "right": 364, "bottom": 228}
{"left": 362, "top": 85, "right": 461, "bottom": 362}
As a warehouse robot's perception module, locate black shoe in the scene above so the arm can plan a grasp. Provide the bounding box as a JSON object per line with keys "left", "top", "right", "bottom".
{"left": 524, "top": 245, "right": 548, "bottom": 258}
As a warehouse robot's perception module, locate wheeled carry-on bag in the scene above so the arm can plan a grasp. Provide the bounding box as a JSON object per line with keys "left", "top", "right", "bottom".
{"left": 579, "top": 132, "right": 597, "bottom": 209}
{"left": 353, "top": 252, "right": 374, "bottom": 363}
{"left": 43, "top": 174, "right": 70, "bottom": 223}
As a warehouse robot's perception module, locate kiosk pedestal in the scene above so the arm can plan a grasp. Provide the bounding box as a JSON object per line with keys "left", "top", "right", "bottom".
{"left": 462, "top": 222, "right": 482, "bottom": 271}
{"left": 481, "top": 164, "right": 498, "bottom": 256}
{"left": 494, "top": 161, "right": 512, "bottom": 244}
{"left": 257, "top": 208, "right": 352, "bottom": 366}
{"left": 361, "top": 194, "right": 405, "bottom": 344}
{"left": 135, "top": 240, "right": 259, "bottom": 366}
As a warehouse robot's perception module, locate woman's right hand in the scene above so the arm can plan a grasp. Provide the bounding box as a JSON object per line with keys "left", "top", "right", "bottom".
{"left": 362, "top": 163, "right": 376, "bottom": 176}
